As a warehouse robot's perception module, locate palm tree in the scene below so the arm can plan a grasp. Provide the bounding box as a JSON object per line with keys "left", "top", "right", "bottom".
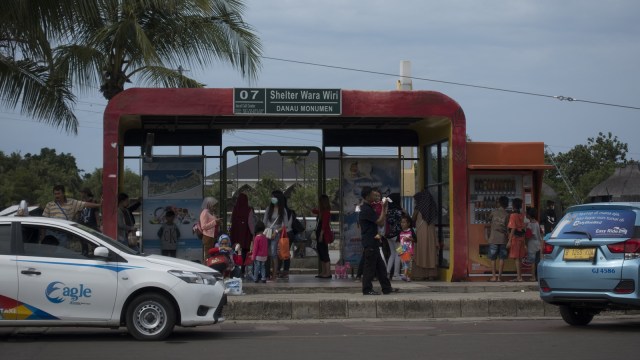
{"left": 0, "top": 0, "right": 89, "bottom": 133}
{"left": 54, "top": 0, "right": 262, "bottom": 100}
{"left": 285, "top": 155, "right": 306, "bottom": 185}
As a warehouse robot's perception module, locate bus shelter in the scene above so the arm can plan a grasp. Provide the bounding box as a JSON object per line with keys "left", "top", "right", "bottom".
{"left": 102, "top": 87, "right": 469, "bottom": 281}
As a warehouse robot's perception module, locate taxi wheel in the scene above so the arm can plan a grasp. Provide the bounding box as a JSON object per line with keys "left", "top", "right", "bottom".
{"left": 559, "top": 305, "right": 594, "bottom": 326}
{"left": 126, "top": 293, "right": 176, "bottom": 341}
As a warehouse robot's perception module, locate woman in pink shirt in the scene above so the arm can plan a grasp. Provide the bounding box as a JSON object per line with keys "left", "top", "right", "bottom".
{"left": 200, "top": 197, "right": 219, "bottom": 260}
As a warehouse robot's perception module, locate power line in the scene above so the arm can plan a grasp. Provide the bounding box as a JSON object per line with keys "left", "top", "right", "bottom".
{"left": 261, "top": 56, "right": 640, "bottom": 111}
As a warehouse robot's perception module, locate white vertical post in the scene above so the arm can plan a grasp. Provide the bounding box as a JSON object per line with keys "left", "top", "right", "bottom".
{"left": 399, "top": 60, "right": 413, "bottom": 90}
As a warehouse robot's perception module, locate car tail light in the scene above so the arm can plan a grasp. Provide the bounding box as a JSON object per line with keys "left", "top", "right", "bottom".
{"left": 607, "top": 239, "right": 640, "bottom": 259}
{"left": 613, "top": 280, "right": 635, "bottom": 294}
{"left": 539, "top": 279, "right": 551, "bottom": 293}
{"left": 542, "top": 241, "right": 554, "bottom": 255}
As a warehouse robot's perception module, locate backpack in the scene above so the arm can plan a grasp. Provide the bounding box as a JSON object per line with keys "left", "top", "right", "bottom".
{"left": 385, "top": 208, "right": 403, "bottom": 238}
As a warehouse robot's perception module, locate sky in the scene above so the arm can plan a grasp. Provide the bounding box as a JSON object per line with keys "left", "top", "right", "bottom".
{"left": 2, "top": 0, "right": 639, "bottom": 174}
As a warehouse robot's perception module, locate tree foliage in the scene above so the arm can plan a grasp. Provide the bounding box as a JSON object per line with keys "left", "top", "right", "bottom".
{"left": 81, "top": 167, "right": 141, "bottom": 200}
{"left": 0, "top": 0, "right": 80, "bottom": 132}
{"left": 544, "top": 132, "right": 629, "bottom": 207}
{"left": 54, "top": 0, "right": 262, "bottom": 100}
{"left": 0, "top": 149, "right": 140, "bottom": 209}
{"left": 1, "top": 0, "right": 262, "bottom": 133}
{"left": 0, "top": 148, "right": 82, "bottom": 207}
{"left": 249, "top": 174, "right": 285, "bottom": 213}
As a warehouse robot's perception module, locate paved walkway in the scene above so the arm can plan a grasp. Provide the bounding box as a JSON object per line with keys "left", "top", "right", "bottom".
{"left": 224, "top": 274, "right": 555, "bottom": 321}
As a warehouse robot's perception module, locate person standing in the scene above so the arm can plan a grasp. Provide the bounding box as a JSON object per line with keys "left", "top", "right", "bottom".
{"left": 507, "top": 198, "right": 527, "bottom": 282}
{"left": 412, "top": 189, "right": 440, "bottom": 280}
{"left": 485, "top": 196, "right": 510, "bottom": 282}
{"left": 525, "top": 207, "right": 542, "bottom": 281}
{"left": 276, "top": 191, "right": 295, "bottom": 279}
{"left": 230, "top": 192, "right": 256, "bottom": 277}
{"left": 158, "top": 210, "right": 180, "bottom": 257}
{"left": 78, "top": 188, "right": 100, "bottom": 230}
{"left": 312, "top": 194, "right": 333, "bottom": 279}
{"left": 355, "top": 188, "right": 384, "bottom": 280}
{"left": 263, "top": 190, "right": 290, "bottom": 280}
{"left": 43, "top": 184, "right": 100, "bottom": 221}
{"left": 398, "top": 214, "right": 416, "bottom": 282}
{"left": 123, "top": 197, "right": 141, "bottom": 239}
{"left": 200, "top": 197, "right": 219, "bottom": 261}
{"left": 251, "top": 220, "right": 269, "bottom": 283}
{"left": 359, "top": 186, "right": 397, "bottom": 295}
{"left": 385, "top": 193, "right": 404, "bottom": 280}
{"left": 117, "top": 193, "right": 137, "bottom": 249}
{"left": 541, "top": 200, "right": 557, "bottom": 235}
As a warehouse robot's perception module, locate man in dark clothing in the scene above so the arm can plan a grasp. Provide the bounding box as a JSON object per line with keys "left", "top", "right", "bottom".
{"left": 359, "top": 186, "right": 397, "bottom": 295}
{"left": 78, "top": 188, "right": 100, "bottom": 231}
{"left": 541, "top": 200, "right": 557, "bottom": 235}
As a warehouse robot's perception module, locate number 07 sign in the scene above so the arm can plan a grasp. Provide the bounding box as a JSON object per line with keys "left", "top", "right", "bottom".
{"left": 234, "top": 88, "right": 341, "bottom": 115}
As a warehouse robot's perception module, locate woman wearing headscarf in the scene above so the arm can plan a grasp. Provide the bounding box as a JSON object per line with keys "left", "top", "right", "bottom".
{"left": 412, "top": 189, "right": 440, "bottom": 280}
{"left": 312, "top": 194, "right": 333, "bottom": 278}
{"left": 230, "top": 192, "right": 255, "bottom": 277}
{"left": 200, "top": 197, "right": 219, "bottom": 261}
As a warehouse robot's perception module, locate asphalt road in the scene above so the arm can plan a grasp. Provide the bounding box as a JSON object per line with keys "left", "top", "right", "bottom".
{"left": 2, "top": 317, "right": 640, "bottom": 360}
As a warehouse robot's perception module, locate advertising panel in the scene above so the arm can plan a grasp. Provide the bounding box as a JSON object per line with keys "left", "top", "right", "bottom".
{"left": 142, "top": 157, "right": 204, "bottom": 261}
{"left": 341, "top": 158, "right": 400, "bottom": 265}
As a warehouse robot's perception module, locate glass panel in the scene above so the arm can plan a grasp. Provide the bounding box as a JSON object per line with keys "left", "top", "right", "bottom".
{"left": 22, "top": 226, "right": 98, "bottom": 259}
{"left": 441, "top": 184, "right": 450, "bottom": 225}
{"left": 440, "top": 141, "right": 449, "bottom": 185}
{"left": 0, "top": 225, "right": 10, "bottom": 255}
{"left": 426, "top": 145, "right": 438, "bottom": 186}
{"left": 439, "top": 225, "right": 450, "bottom": 268}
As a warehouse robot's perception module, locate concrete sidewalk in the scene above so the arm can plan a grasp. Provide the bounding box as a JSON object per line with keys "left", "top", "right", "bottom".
{"left": 223, "top": 274, "right": 559, "bottom": 321}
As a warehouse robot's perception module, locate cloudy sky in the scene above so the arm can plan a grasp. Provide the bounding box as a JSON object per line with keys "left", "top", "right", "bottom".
{"left": 2, "top": 0, "right": 639, "bottom": 173}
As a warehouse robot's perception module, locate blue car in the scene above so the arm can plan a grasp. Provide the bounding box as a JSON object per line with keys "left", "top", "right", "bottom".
{"left": 538, "top": 202, "right": 640, "bottom": 326}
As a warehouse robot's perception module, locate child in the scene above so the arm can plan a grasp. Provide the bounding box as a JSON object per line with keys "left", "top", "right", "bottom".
{"left": 526, "top": 207, "right": 542, "bottom": 281}
{"left": 251, "top": 220, "right": 269, "bottom": 283}
{"left": 158, "top": 210, "right": 180, "bottom": 257}
{"left": 398, "top": 214, "right": 416, "bottom": 281}
{"left": 216, "top": 234, "right": 234, "bottom": 254}
{"left": 216, "top": 233, "right": 240, "bottom": 278}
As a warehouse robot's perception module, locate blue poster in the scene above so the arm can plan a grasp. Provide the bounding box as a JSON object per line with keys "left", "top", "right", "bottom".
{"left": 142, "top": 157, "right": 204, "bottom": 261}
{"left": 341, "top": 158, "right": 400, "bottom": 265}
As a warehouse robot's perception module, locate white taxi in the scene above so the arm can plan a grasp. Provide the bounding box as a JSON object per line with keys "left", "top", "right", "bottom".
{"left": 0, "top": 216, "right": 226, "bottom": 340}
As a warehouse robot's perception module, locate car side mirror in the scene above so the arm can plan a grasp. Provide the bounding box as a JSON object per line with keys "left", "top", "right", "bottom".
{"left": 94, "top": 246, "right": 110, "bottom": 259}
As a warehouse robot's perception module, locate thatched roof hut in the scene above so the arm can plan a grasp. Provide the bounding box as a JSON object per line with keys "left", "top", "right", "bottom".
{"left": 587, "top": 164, "right": 640, "bottom": 202}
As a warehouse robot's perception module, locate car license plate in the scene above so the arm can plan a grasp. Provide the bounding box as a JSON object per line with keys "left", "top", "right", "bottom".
{"left": 563, "top": 247, "right": 596, "bottom": 261}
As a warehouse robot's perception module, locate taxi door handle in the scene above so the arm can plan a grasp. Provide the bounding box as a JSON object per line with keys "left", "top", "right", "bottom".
{"left": 21, "top": 269, "right": 41, "bottom": 275}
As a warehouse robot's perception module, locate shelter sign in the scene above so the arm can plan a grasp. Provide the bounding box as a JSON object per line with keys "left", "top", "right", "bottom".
{"left": 234, "top": 88, "right": 341, "bottom": 115}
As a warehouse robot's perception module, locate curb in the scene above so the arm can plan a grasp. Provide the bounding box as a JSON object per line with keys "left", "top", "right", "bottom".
{"left": 224, "top": 292, "right": 561, "bottom": 321}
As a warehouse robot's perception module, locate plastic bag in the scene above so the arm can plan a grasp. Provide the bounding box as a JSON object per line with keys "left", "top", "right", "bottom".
{"left": 278, "top": 227, "right": 290, "bottom": 260}
{"left": 224, "top": 277, "right": 243, "bottom": 296}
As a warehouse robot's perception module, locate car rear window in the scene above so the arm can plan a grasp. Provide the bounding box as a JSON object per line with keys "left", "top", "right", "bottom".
{"left": 553, "top": 209, "right": 637, "bottom": 239}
